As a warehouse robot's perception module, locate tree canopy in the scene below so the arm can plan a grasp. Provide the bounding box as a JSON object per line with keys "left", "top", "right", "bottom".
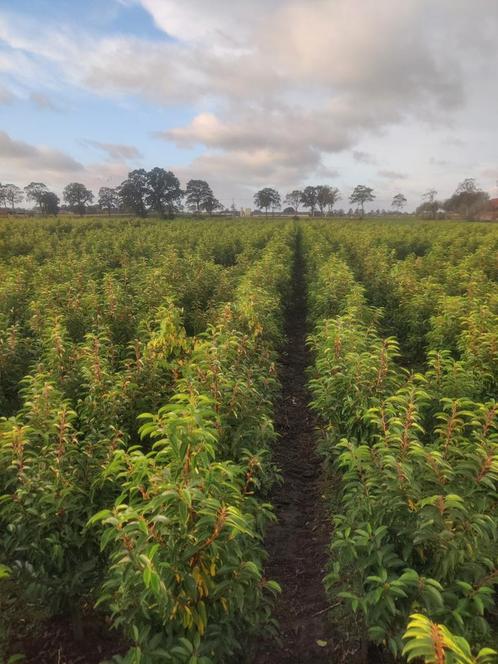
{"left": 300, "top": 186, "right": 319, "bottom": 215}
{"left": 444, "top": 179, "right": 489, "bottom": 219}
{"left": 63, "top": 182, "right": 94, "bottom": 215}
{"left": 284, "top": 190, "right": 303, "bottom": 213}
{"left": 253, "top": 188, "right": 281, "bottom": 216}
{"left": 349, "top": 185, "right": 375, "bottom": 218}
{"left": 392, "top": 193, "right": 407, "bottom": 211}
{"left": 185, "top": 180, "right": 221, "bottom": 214}
{"left": 24, "top": 182, "right": 48, "bottom": 210}
{"left": 98, "top": 187, "right": 120, "bottom": 215}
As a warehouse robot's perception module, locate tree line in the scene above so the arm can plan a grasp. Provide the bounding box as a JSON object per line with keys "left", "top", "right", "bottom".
{"left": 255, "top": 178, "right": 494, "bottom": 219}
{"left": 0, "top": 172, "right": 493, "bottom": 219}
{"left": 254, "top": 184, "right": 407, "bottom": 218}
{"left": 0, "top": 169, "right": 222, "bottom": 217}
{"left": 415, "top": 178, "right": 491, "bottom": 219}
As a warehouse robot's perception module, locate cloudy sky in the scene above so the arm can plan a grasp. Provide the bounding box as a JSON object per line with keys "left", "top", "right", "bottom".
{"left": 0, "top": 0, "right": 497, "bottom": 210}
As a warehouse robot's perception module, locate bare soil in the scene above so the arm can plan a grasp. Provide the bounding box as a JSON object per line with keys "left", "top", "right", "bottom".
{"left": 7, "top": 611, "right": 127, "bottom": 664}
{"left": 253, "top": 231, "right": 336, "bottom": 663}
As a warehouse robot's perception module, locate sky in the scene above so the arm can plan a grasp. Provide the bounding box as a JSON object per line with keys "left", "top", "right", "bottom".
{"left": 0, "top": 0, "right": 497, "bottom": 211}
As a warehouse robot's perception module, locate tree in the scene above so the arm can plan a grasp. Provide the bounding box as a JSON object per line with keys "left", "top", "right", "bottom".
{"left": 423, "top": 188, "right": 437, "bottom": 204}
{"left": 145, "top": 168, "right": 183, "bottom": 218}
{"left": 300, "top": 186, "right": 319, "bottom": 215}
{"left": 185, "top": 180, "right": 221, "bottom": 214}
{"left": 316, "top": 185, "right": 331, "bottom": 215}
{"left": 202, "top": 192, "right": 222, "bottom": 215}
{"left": 119, "top": 169, "right": 148, "bottom": 217}
{"left": 315, "top": 185, "right": 341, "bottom": 215}
{"left": 39, "top": 191, "right": 60, "bottom": 215}
{"left": 284, "top": 189, "right": 303, "bottom": 213}
{"left": 420, "top": 189, "right": 439, "bottom": 219}
{"left": 392, "top": 193, "right": 407, "bottom": 212}
{"left": 349, "top": 185, "right": 375, "bottom": 218}
{"left": 98, "top": 187, "right": 120, "bottom": 215}
{"left": 185, "top": 179, "right": 209, "bottom": 213}
{"left": 24, "top": 182, "right": 48, "bottom": 211}
{"left": 3, "top": 184, "right": 24, "bottom": 211}
{"left": 456, "top": 178, "right": 479, "bottom": 194}
{"left": 253, "top": 188, "right": 280, "bottom": 217}
{"left": 444, "top": 178, "right": 489, "bottom": 220}
{"left": 326, "top": 186, "right": 341, "bottom": 214}
{"left": 63, "top": 182, "right": 94, "bottom": 215}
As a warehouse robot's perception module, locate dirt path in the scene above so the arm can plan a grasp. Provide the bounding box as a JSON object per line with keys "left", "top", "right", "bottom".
{"left": 254, "top": 229, "right": 335, "bottom": 663}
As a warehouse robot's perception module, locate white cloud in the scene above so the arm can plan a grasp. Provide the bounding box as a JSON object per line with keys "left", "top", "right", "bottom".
{"left": 83, "top": 140, "right": 143, "bottom": 161}
{"left": 0, "top": 1, "right": 497, "bottom": 193}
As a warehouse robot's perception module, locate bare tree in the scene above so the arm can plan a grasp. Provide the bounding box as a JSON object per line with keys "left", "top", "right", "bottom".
{"left": 444, "top": 178, "right": 488, "bottom": 220}
{"left": 392, "top": 193, "right": 407, "bottom": 212}
{"left": 423, "top": 188, "right": 437, "bottom": 204}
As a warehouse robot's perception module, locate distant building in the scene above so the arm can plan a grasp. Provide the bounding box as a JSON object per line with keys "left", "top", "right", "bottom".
{"left": 240, "top": 208, "right": 252, "bottom": 217}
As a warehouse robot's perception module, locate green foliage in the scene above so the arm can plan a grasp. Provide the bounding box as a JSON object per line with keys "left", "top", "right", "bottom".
{"left": 87, "top": 230, "right": 293, "bottom": 661}
{"left": 1, "top": 214, "right": 497, "bottom": 662}
{"left": 0, "top": 216, "right": 292, "bottom": 660}
{"left": 403, "top": 614, "right": 497, "bottom": 664}
{"left": 304, "top": 220, "right": 498, "bottom": 659}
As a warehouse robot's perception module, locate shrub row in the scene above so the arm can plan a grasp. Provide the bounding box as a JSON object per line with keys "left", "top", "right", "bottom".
{"left": 304, "top": 243, "right": 497, "bottom": 662}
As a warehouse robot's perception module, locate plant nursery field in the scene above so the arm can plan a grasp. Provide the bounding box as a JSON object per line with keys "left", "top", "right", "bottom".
{"left": 0, "top": 215, "right": 497, "bottom": 664}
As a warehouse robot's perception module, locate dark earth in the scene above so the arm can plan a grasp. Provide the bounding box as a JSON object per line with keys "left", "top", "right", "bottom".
{"left": 252, "top": 231, "right": 337, "bottom": 664}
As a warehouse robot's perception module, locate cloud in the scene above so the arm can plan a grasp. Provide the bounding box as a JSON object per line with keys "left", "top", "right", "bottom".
{"left": 83, "top": 140, "right": 142, "bottom": 161}
{"left": 0, "top": 1, "right": 497, "bottom": 189}
{"left": 0, "top": 85, "right": 15, "bottom": 104}
{"left": 430, "top": 157, "right": 450, "bottom": 167}
{"left": 30, "top": 91, "right": 60, "bottom": 111}
{"left": 0, "top": 130, "right": 130, "bottom": 194}
{"left": 353, "top": 150, "right": 376, "bottom": 165}
{"left": 378, "top": 169, "right": 408, "bottom": 180}
{"left": 0, "top": 130, "right": 83, "bottom": 173}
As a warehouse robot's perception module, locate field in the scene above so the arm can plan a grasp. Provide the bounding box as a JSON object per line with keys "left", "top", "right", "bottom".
{"left": 0, "top": 215, "right": 497, "bottom": 664}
